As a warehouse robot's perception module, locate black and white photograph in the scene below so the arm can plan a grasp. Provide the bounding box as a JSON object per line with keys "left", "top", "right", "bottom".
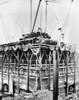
{"left": 0, "top": 0, "right": 79, "bottom": 100}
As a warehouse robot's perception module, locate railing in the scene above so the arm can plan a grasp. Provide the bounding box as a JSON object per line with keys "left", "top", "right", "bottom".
{"left": 0, "top": 62, "right": 76, "bottom": 75}
{"left": 0, "top": 61, "right": 78, "bottom": 92}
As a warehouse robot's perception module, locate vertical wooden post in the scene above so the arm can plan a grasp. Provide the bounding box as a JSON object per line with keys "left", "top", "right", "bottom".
{"left": 48, "top": 51, "right": 51, "bottom": 90}
{"left": 53, "top": 47, "right": 59, "bottom": 100}
{"left": 39, "top": 50, "right": 42, "bottom": 90}
{"left": 35, "top": 59, "right": 38, "bottom": 91}
{"left": 1, "top": 52, "right": 4, "bottom": 94}
{"left": 65, "top": 51, "right": 68, "bottom": 96}
{"left": 17, "top": 51, "right": 20, "bottom": 94}
{"left": 63, "top": 60, "right": 64, "bottom": 74}
{"left": 74, "top": 52, "right": 76, "bottom": 93}
{"left": 27, "top": 52, "right": 30, "bottom": 92}
{"left": 8, "top": 55, "right": 10, "bottom": 92}
{"left": 9, "top": 54, "right": 14, "bottom": 95}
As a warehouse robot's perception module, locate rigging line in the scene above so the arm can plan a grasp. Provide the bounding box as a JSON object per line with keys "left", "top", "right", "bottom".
{"left": 9, "top": 17, "right": 26, "bottom": 39}
{"left": 6, "top": 22, "right": 11, "bottom": 42}
{"left": 14, "top": 21, "right": 24, "bottom": 35}
{"left": 45, "top": 2, "right": 60, "bottom": 35}
{"left": 0, "top": 14, "right": 12, "bottom": 43}
{"left": 62, "top": 0, "right": 73, "bottom": 34}
{"left": 0, "top": 0, "right": 23, "bottom": 43}
{"left": 4, "top": 22, "right": 11, "bottom": 43}
{"left": 49, "top": 0, "right": 73, "bottom": 37}
{"left": 2, "top": 20, "right": 11, "bottom": 43}
{"left": 0, "top": 0, "right": 14, "bottom": 5}
{"left": 0, "top": 15, "right": 9, "bottom": 43}
{"left": 47, "top": 2, "right": 59, "bottom": 22}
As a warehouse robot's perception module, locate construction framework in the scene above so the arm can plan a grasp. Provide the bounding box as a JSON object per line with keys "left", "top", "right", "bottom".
{"left": 0, "top": 32, "right": 78, "bottom": 100}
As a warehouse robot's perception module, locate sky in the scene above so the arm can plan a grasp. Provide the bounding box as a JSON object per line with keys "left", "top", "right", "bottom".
{"left": 0, "top": 0, "right": 79, "bottom": 44}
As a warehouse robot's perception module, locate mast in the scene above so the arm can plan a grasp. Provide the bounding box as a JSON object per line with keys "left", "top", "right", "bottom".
{"left": 32, "top": 0, "right": 42, "bottom": 32}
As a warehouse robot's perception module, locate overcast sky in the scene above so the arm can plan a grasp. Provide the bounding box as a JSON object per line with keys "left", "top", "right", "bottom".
{"left": 0, "top": 0, "right": 79, "bottom": 44}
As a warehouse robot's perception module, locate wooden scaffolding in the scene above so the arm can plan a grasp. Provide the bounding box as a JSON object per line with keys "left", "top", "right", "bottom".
{"left": 0, "top": 32, "right": 78, "bottom": 100}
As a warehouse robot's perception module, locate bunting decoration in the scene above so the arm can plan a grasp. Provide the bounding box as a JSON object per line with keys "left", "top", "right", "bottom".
{"left": 31, "top": 47, "right": 40, "bottom": 55}
{"left": 12, "top": 46, "right": 17, "bottom": 51}
{"left": 22, "top": 43, "right": 32, "bottom": 52}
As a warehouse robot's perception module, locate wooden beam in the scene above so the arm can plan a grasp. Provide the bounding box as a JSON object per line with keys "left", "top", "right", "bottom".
{"left": 48, "top": 52, "right": 51, "bottom": 90}
{"left": 35, "top": 59, "right": 38, "bottom": 91}
{"left": 1, "top": 52, "right": 6, "bottom": 94}
{"left": 8, "top": 55, "right": 10, "bottom": 92}
{"left": 17, "top": 51, "right": 20, "bottom": 94}
{"left": 65, "top": 51, "right": 68, "bottom": 96}
{"left": 38, "top": 50, "right": 42, "bottom": 90}
{"left": 27, "top": 52, "right": 30, "bottom": 92}
{"left": 53, "top": 47, "right": 59, "bottom": 100}
{"left": 1, "top": 53, "right": 4, "bottom": 94}
{"left": 74, "top": 52, "right": 76, "bottom": 93}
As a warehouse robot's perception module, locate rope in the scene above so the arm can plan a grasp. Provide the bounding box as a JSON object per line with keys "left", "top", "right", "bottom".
{"left": 63, "top": 0, "right": 73, "bottom": 35}
{"left": 0, "top": 15, "right": 9, "bottom": 43}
